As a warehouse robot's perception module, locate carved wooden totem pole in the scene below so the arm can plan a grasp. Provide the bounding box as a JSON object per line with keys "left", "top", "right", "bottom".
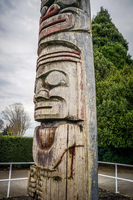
{"left": 28, "top": 0, "right": 98, "bottom": 199}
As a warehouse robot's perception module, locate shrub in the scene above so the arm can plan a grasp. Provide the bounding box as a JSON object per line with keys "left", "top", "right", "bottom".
{"left": 98, "top": 147, "right": 133, "bottom": 164}
{"left": 0, "top": 136, "right": 33, "bottom": 168}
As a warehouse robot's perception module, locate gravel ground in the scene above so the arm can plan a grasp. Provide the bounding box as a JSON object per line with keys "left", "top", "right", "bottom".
{"left": 1, "top": 188, "right": 133, "bottom": 200}
{"left": 98, "top": 188, "right": 133, "bottom": 199}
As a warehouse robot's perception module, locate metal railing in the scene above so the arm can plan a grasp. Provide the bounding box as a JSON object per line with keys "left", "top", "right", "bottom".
{"left": 98, "top": 161, "right": 133, "bottom": 193}
{"left": 0, "top": 162, "right": 34, "bottom": 198}
{"left": 0, "top": 161, "right": 133, "bottom": 198}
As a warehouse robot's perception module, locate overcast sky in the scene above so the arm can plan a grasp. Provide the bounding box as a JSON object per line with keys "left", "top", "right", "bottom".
{"left": 0, "top": 0, "right": 132, "bottom": 137}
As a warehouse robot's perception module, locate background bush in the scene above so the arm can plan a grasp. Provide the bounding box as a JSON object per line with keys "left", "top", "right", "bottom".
{"left": 0, "top": 135, "right": 33, "bottom": 168}
{"left": 0, "top": 136, "right": 132, "bottom": 166}
{"left": 98, "top": 147, "right": 133, "bottom": 164}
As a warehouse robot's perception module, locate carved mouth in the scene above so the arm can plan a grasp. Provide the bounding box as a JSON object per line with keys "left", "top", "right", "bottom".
{"left": 34, "top": 98, "right": 67, "bottom": 119}
{"left": 35, "top": 106, "right": 52, "bottom": 110}
{"left": 39, "top": 13, "right": 74, "bottom": 41}
{"left": 39, "top": 18, "right": 66, "bottom": 34}
{"left": 35, "top": 101, "right": 60, "bottom": 111}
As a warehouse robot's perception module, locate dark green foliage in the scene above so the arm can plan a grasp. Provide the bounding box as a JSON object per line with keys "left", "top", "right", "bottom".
{"left": 98, "top": 147, "right": 133, "bottom": 164}
{"left": 92, "top": 7, "right": 133, "bottom": 154}
{"left": 0, "top": 136, "right": 33, "bottom": 168}
{"left": 92, "top": 7, "right": 128, "bottom": 50}
{"left": 92, "top": 7, "right": 133, "bottom": 68}
{"left": 93, "top": 49, "right": 114, "bottom": 82}
{"left": 97, "top": 66, "right": 133, "bottom": 148}
{"left": 101, "top": 42, "right": 128, "bottom": 69}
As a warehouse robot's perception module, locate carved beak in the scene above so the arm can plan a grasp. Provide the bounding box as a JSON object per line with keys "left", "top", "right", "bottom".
{"left": 40, "top": 4, "right": 60, "bottom": 22}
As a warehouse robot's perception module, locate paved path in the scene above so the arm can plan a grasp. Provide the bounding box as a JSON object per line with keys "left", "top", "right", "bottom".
{"left": 0, "top": 164, "right": 133, "bottom": 199}
{"left": 99, "top": 164, "right": 133, "bottom": 198}
{"left": 0, "top": 169, "right": 28, "bottom": 199}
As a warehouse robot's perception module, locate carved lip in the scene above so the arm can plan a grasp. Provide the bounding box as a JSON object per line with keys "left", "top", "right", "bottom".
{"left": 35, "top": 101, "right": 60, "bottom": 111}
{"left": 35, "top": 106, "right": 52, "bottom": 110}
{"left": 39, "top": 18, "right": 66, "bottom": 34}
{"left": 39, "top": 13, "right": 74, "bottom": 41}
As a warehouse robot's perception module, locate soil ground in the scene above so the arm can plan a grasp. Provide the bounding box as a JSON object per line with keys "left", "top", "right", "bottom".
{"left": 0, "top": 164, "right": 133, "bottom": 199}
{"left": 0, "top": 189, "right": 133, "bottom": 200}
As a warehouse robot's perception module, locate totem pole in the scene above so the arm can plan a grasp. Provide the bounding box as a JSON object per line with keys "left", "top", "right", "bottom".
{"left": 28, "top": 0, "right": 98, "bottom": 199}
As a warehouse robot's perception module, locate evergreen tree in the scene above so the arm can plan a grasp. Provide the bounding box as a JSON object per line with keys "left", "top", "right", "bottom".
{"left": 92, "top": 7, "right": 133, "bottom": 69}
{"left": 97, "top": 66, "right": 133, "bottom": 148}
{"left": 92, "top": 7, "right": 133, "bottom": 149}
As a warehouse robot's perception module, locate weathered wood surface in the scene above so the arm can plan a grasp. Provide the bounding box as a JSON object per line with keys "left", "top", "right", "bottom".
{"left": 34, "top": 48, "right": 84, "bottom": 121}
{"left": 28, "top": 0, "right": 98, "bottom": 199}
{"left": 28, "top": 123, "right": 87, "bottom": 199}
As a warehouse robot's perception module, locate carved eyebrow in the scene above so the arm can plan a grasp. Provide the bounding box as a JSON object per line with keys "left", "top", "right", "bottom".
{"left": 36, "top": 69, "right": 66, "bottom": 79}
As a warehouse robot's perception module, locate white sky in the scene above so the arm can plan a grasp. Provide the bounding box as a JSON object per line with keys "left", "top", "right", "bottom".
{"left": 0, "top": 0, "right": 132, "bottom": 137}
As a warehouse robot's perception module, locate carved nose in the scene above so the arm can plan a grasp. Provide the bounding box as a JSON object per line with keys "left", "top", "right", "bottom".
{"left": 35, "top": 89, "right": 50, "bottom": 100}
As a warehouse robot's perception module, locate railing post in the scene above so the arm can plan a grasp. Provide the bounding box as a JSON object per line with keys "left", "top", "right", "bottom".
{"left": 7, "top": 164, "right": 12, "bottom": 198}
{"left": 115, "top": 164, "right": 119, "bottom": 193}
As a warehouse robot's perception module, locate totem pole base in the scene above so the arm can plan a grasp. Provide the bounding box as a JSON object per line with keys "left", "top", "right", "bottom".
{"left": 28, "top": 160, "right": 87, "bottom": 200}
{"left": 28, "top": 122, "right": 91, "bottom": 199}
{"left": 28, "top": 164, "right": 80, "bottom": 199}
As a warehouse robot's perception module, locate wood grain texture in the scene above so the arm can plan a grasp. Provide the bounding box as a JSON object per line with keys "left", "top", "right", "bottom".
{"left": 28, "top": 123, "right": 90, "bottom": 199}
{"left": 28, "top": 0, "right": 98, "bottom": 199}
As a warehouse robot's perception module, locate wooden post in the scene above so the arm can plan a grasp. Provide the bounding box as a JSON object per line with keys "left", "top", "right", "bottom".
{"left": 28, "top": 0, "right": 98, "bottom": 199}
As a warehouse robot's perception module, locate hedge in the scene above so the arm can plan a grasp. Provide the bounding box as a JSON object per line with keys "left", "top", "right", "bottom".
{"left": 0, "top": 136, "right": 33, "bottom": 168}
{"left": 0, "top": 136, "right": 132, "bottom": 168}
{"left": 98, "top": 147, "right": 133, "bottom": 165}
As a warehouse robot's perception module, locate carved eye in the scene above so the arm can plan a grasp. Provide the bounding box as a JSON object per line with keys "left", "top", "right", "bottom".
{"left": 45, "top": 71, "right": 67, "bottom": 86}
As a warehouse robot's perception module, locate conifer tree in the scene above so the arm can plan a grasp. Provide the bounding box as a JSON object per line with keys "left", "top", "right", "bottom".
{"left": 92, "top": 7, "right": 133, "bottom": 69}
{"left": 92, "top": 7, "right": 133, "bottom": 149}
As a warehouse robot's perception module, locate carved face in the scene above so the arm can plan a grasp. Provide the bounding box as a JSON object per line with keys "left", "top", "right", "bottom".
{"left": 34, "top": 44, "right": 84, "bottom": 121}
{"left": 34, "top": 61, "right": 79, "bottom": 121}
